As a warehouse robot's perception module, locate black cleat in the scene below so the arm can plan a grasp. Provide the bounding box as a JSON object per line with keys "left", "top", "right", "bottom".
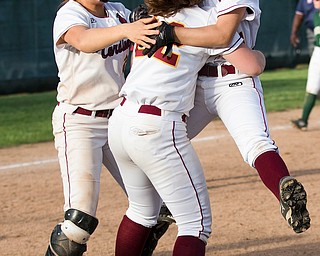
{"left": 279, "top": 176, "right": 311, "bottom": 233}
{"left": 141, "top": 204, "right": 175, "bottom": 256}
{"left": 291, "top": 119, "right": 308, "bottom": 131}
{"left": 158, "top": 203, "right": 176, "bottom": 225}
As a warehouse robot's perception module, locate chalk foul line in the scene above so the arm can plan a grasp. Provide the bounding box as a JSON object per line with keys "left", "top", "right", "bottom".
{"left": 0, "top": 124, "right": 292, "bottom": 171}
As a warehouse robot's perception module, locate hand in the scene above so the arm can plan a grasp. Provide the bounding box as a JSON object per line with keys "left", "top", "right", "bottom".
{"left": 142, "top": 21, "right": 175, "bottom": 58}
{"left": 125, "top": 17, "right": 161, "bottom": 49}
{"left": 290, "top": 33, "right": 300, "bottom": 48}
{"left": 129, "top": 4, "right": 150, "bottom": 23}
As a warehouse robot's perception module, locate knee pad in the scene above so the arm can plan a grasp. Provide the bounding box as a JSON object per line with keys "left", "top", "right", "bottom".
{"left": 49, "top": 209, "right": 99, "bottom": 256}
{"left": 48, "top": 224, "right": 87, "bottom": 256}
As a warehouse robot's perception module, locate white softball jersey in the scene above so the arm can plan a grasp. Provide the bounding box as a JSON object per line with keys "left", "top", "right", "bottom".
{"left": 53, "top": 0, "right": 131, "bottom": 110}
{"left": 120, "top": 6, "right": 243, "bottom": 115}
{"left": 200, "top": 0, "right": 261, "bottom": 47}
{"left": 199, "top": 0, "right": 261, "bottom": 85}
{"left": 202, "top": 0, "right": 261, "bottom": 48}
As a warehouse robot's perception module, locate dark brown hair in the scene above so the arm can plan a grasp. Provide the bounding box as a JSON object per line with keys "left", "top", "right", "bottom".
{"left": 145, "top": 0, "right": 202, "bottom": 17}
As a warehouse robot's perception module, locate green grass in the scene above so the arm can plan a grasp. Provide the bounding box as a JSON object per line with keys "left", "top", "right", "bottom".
{"left": 260, "top": 64, "right": 308, "bottom": 112}
{"left": 0, "top": 91, "right": 57, "bottom": 148}
{"left": 0, "top": 65, "right": 312, "bottom": 148}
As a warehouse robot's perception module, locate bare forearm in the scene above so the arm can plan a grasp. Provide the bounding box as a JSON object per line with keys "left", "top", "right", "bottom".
{"left": 173, "top": 7, "right": 246, "bottom": 47}
{"left": 174, "top": 25, "right": 232, "bottom": 47}
{"left": 65, "top": 25, "right": 130, "bottom": 53}
{"left": 291, "top": 14, "right": 303, "bottom": 35}
{"left": 62, "top": 17, "right": 160, "bottom": 53}
{"left": 223, "top": 44, "right": 266, "bottom": 76}
{"left": 290, "top": 14, "right": 304, "bottom": 47}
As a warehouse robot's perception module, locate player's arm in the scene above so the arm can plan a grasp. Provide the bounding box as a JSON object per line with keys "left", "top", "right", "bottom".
{"left": 223, "top": 43, "right": 266, "bottom": 76}
{"left": 173, "top": 7, "right": 246, "bottom": 47}
{"left": 290, "top": 13, "right": 304, "bottom": 48}
{"left": 143, "top": 7, "right": 247, "bottom": 57}
{"left": 60, "top": 17, "right": 161, "bottom": 53}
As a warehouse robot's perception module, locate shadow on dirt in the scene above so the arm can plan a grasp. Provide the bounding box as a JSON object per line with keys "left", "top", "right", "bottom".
{"left": 154, "top": 235, "right": 318, "bottom": 256}
{"left": 206, "top": 168, "right": 320, "bottom": 190}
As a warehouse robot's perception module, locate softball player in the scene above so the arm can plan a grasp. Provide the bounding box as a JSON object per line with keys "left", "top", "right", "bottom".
{"left": 45, "top": 1, "right": 161, "bottom": 255}
{"left": 292, "top": 0, "right": 320, "bottom": 130}
{"left": 107, "top": 1, "right": 246, "bottom": 255}
{"left": 188, "top": 0, "right": 311, "bottom": 234}
{"left": 145, "top": 0, "right": 311, "bottom": 235}
{"left": 291, "top": 0, "right": 316, "bottom": 56}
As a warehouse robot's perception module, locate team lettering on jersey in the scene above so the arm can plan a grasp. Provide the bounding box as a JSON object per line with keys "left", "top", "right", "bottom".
{"left": 134, "top": 22, "right": 183, "bottom": 67}
{"left": 101, "top": 39, "right": 131, "bottom": 59}
{"left": 100, "top": 12, "right": 129, "bottom": 59}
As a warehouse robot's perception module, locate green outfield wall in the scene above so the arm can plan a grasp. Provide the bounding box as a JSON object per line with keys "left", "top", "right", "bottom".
{"left": 0, "top": 0, "right": 309, "bottom": 94}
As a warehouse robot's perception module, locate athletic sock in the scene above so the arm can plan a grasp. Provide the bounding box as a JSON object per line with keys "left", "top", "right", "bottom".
{"left": 115, "top": 215, "right": 151, "bottom": 256}
{"left": 301, "top": 92, "right": 317, "bottom": 122}
{"left": 173, "top": 236, "right": 206, "bottom": 256}
{"left": 254, "top": 150, "right": 290, "bottom": 201}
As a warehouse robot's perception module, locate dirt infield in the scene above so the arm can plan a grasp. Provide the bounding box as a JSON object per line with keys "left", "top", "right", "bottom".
{"left": 1, "top": 106, "right": 319, "bottom": 256}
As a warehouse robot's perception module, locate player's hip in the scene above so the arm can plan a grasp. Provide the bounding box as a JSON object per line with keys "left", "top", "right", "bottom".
{"left": 114, "top": 97, "right": 188, "bottom": 125}
{"left": 197, "top": 76, "right": 261, "bottom": 90}
{"left": 109, "top": 101, "right": 190, "bottom": 157}
{"left": 52, "top": 103, "right": 109, "bottom": 143}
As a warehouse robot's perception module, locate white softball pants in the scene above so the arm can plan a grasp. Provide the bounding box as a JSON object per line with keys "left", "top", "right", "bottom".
{"left": 52, "top": 102, "right": 125, "bottom": 217}
{"left": 187, "top": 76, "right": 278, "bottom": 167}
{"left": 306, "top": 46, "right": 320, "bottom": 95}
{"left": 108, "top": 99, "right": 212, "bottom": 243}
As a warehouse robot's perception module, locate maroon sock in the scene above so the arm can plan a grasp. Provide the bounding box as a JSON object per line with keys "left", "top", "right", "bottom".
{"left": 173, "top": 236, "right": 206, "bottom": 256}
{"left": 254, "top": 150, "right": 290, "bottom": 201}
{"left": 115, "top": 215, "right": 151, "bottom": 256}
